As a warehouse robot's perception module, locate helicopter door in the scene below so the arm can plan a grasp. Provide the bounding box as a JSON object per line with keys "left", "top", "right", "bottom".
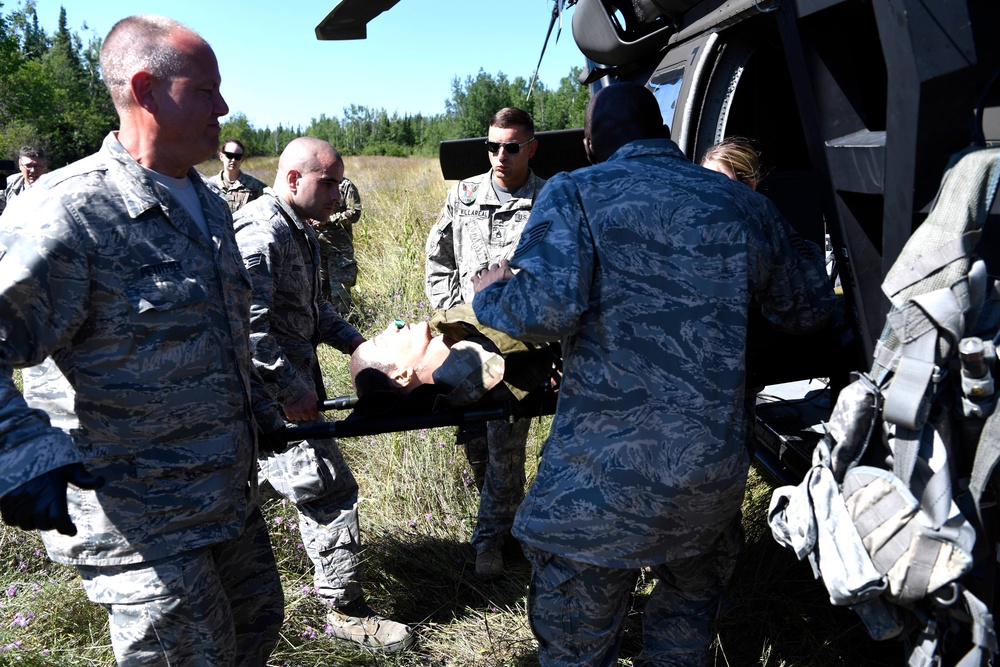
{"left": 646, "top": 31, "right": 718, "bottom": 159}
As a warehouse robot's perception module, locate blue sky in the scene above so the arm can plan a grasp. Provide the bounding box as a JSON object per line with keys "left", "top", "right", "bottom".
{"left": 40, "top": 1, "right": 585, "bottom": 129}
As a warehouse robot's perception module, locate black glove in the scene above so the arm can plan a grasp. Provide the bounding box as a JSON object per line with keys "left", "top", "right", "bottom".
{"left": 257, "top": 428, "right": 289, "bottom": 455}
{"left": 0, "top": 463, "right": 104, "bottom": 536}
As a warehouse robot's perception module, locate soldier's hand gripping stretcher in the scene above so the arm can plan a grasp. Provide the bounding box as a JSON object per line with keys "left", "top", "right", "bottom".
{"left": 266, "top": 304, "right": 561, "bottom": 443}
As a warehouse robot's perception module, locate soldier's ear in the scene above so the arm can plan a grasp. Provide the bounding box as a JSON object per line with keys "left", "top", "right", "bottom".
{"left": 285, "top": 169, "right": 301, "bottom": 193}
{"left": 391, "top": 367, "right": 417, "bottom": 388}
{"left": 583, "top": 137, "right": 596, "bottom": 166}
{"left": 131, "top": 71, "right": 158, "bottom": 113}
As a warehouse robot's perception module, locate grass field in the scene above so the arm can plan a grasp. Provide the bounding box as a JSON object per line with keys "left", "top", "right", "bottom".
{"left": 0, "top": 155, "right": 905, "bottom": 666}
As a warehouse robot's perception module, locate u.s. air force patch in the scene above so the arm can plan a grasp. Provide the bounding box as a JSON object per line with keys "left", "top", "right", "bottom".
{"left": 459, "top": 180, "right": 481, "bottom": 205}
{"left": 511, "top": 220, "right": 551, "bottom": 260}
{"left": 244, "top": 252, "right": 266, "bottom": 269}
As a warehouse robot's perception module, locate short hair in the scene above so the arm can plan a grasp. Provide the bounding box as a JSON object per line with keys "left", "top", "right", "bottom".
{"left": 349, "top": 350, "right": 400, "bottom": 396}
{"left": 100, "top": 15, "right": 197, "bottom": 111}
{"left": 222, "top": 138, "right": 246, "bottom": 154}
{"left": 19, "top": 146, "right": 45, "bottom": 162}
{"left": 585, "top": 82, "right": 666, "bottom": 163}
{"left": 701, "top": 137, "right": 765, "bottom": 187}
{"left": 489, "top": 107, "right": 535, "bottom": 136}
{"left": 353, "top": 367, "right": 406, "bottom": 400}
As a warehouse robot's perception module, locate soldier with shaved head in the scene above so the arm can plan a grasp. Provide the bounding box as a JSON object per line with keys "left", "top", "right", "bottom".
{"left": 233, "top": 136, "right": 414, "bottom": 654}
{"left": 473, "top": 82, "right": 838, "bottom": 667}
{"left": 0, "top": 14, "right": 285, "bottom": 667}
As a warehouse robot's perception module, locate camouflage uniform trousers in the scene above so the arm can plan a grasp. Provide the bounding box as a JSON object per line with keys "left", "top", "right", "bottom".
{"left": 523, "top": 513, "right": 743, "bottom": 667}
{"left": 459, "top": 416, "right": 531, "bottom": 553}
{"left": 77, "top": 506, "right": 283, "bottom": 667}
{"left": 258, "top": 434, "right": 365, "bottom": 606}
{"left": 317, "top": 231, "right": 357, "bottom": 317}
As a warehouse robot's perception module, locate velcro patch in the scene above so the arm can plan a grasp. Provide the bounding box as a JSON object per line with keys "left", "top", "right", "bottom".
{"left": 140, "top": 260, "right": 183, "bottom": 278}
{"left": 511, "top": 220, "right": 551, "bottom": 260}
{"left": 459, "top": 181, "right": 481, "bottom": 205}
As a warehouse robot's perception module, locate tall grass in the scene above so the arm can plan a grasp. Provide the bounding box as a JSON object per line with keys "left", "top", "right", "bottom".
{"left": 0, "top": 156, "right": 902, "bottom": 666}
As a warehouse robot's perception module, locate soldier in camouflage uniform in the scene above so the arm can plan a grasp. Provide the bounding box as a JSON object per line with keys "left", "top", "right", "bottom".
{"left": 210, "top": 138, "right": 267, "bottom": 213}
{"left": 0, "top": 146, "right": 47, "bottom": 215}
{"left": 472, "top": 83, "right": 839, "bottom": 667}
{"left": 234, "top": 136, "right": 414, "bottom": 654}
{"left": 311, "top": 177, "right": 361, "bottom": 316}
{"left": 424, "top": 107, "right": 546, "bottom": 578}
{"left": 0, "top": 16, "right": 285, "bottom": 667}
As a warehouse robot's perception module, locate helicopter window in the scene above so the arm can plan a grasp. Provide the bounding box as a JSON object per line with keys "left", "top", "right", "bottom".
{"left": 649, "top": 68, "right": 683, "bottom": 127}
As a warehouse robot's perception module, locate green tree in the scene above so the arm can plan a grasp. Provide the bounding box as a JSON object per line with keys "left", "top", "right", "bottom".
{"left": 0, "top": 3, "right": 114, "bottom": 166}
{"left": 220, "top": 112, "right": 266, "bottom": 157}
{"left": 446, "top": 70, "right": 517, "bottom": 138}
{"left": 532, "top": 67, "right": 588, "bottom": 131}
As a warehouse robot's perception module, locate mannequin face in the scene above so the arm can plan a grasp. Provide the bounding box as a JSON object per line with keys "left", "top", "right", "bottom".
{"left": 350, "top": 320, "right": 453, "bottom": 390}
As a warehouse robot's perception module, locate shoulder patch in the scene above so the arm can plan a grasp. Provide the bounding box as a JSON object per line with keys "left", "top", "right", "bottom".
{"left": 511, "top": 220, "right": 552, "bottom": 260}
{"left": 459, "top": 181, "right": 481, "bottom": 205}
{"left": 244, "top": 252, "right": 265, "bottom": 269}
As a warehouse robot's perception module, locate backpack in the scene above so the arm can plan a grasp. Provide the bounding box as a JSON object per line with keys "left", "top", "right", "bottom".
{"left": 768, "top": 146, "right": 1000, "bottom": 666}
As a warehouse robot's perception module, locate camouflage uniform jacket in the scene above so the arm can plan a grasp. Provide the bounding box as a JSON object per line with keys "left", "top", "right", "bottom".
{"left": 233, "top": 190, "right": 362, "bottom": 406}
{"left": 210, "top": 169, "right": 267, "bottom": 214}
{"left": 0, "top": 172, "right": 26, "bottom": 215}
{"left": 429, "top": 304, "right": 559, "bottom": 408}
{"left": 0, "top": 132, "right": 277, "bottom": 566}
{"left": 312, "top": 177, "right": 362, "bottom": 254}
{"left": 425, "top": 169, "right": 546, "bottom": 310}
{"left": 473, "top": 138, "right": 838, "bottom": 569}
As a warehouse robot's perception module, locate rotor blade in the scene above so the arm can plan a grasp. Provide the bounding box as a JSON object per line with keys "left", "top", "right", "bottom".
{"left": 528, "top": 1, "right": 562, "bottom": 101}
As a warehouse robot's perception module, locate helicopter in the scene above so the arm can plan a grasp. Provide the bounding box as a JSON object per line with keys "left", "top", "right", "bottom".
{"left": 315, "top": 0, "right": 1000, "bottom": 485}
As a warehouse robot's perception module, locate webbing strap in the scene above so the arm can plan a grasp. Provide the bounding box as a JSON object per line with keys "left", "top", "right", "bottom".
{"left": 951, "top": 586, "right": 998, "bottom": 667}
{"left": 883, "top": 338, "right": 935, "bottom": 431}
{"left": 907, "top": 618, "right": 939, "bottom": 667}
{"left": 883, "top": 285, "right": 966, "bottom": 432}
{"left": 883, "top": 231, "right": 982, "bottom": 300}
{"left": 898, "top": 538, "right": 938, "bottom": 604}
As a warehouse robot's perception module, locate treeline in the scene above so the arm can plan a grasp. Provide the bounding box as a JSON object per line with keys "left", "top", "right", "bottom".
{"left": 0, "top": 2, "right": 590, "bottom": 167}
{"left": 232, "top": 68, "right": 592, "bottom": 159}
{"left": 0, "top": 2, "right": 116, "bottom": 168}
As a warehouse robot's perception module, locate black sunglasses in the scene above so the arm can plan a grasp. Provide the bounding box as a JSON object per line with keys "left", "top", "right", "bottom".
{"left": 485, "top": 138, "right": 533, "bottom": 155}
{"left": 222, "top": 151, "right": 245, "bottom": 160}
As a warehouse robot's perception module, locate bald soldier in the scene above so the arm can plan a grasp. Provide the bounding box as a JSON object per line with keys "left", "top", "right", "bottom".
{"left": 0, "top": 15, "right": 285, "bottom": 666}
{"left": 233, "top": 137, "right": 414, "bottom": 654}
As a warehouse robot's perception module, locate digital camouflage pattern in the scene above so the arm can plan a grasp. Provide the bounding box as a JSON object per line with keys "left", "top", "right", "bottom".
{"left": 0, "top": 132, "right": 280, "bottom": 566}
{"left": 0, "top": 172, "right": 26, "bottom": 215}
{"left": 234, "top": 190, "right": 367, "bottom": 605}
{"left": 78, "top": 506, "right": 284, "bottom": 666}
{"left": 523, "top": 516, "right": 742, "bottom": 667}
{"left": 425, "top": 169, "right": 547, "bottom": 310}
{"left": 427, "top": 305, "right": 544, "bottom": 552}
{"left": 473, "top": 138, "right": 839, "bottom": 568}
{"left": 233, "top": 190, "right": 361, "bottom": 404}
{"left": 425, "top": 170, "right": 547, "bottom": 555}
{"left": 210, "top": 169, "right": 268, "bottom": 213}
{"left": 19, "top": 357, "right": 78, "bottom": 432}
{"left": 312, "top": 177, "right": 361, "bottom": 315}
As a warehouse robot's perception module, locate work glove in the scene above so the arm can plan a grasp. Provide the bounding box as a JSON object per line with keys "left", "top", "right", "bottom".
{"left": 257, "top": 428, "right": 289, "bottom": 455}
{"left": 0, "top": 463, "right": 104, "bottom": 536}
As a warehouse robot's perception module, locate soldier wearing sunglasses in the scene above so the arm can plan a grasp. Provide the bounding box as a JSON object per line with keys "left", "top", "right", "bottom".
{"left": 210, "top": 138, "right": 267, "bottom": 213}
{"left": 424, "top": 106, "right": 545, "bottom": 579}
